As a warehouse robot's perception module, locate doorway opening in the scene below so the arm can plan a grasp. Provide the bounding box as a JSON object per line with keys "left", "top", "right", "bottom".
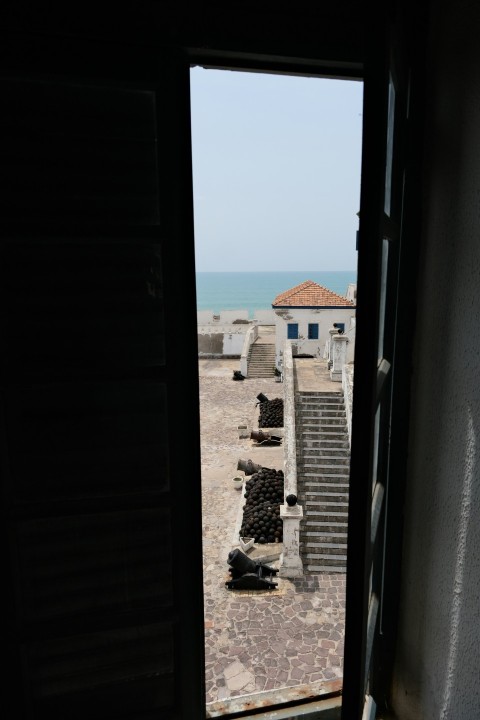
{"left": 189, "top": 66, "right": 363, "bottom": 713}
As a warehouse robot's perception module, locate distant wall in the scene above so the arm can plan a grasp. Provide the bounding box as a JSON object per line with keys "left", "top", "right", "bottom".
{"left": 197, "top": 309, "right": 250, "bottom": 325}
{"left": 197, "top": 324, "right": 249, "bottom": 357}
{"left": 197, "top": 309, "right": 276, "bottom": 325}
{"left": 197, "top": 309, "right": 277, "bottom": 357}
{"left": 252, "top": 309, "right": 276, "bottom": 324}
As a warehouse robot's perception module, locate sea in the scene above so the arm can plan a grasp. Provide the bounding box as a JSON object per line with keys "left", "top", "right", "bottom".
{"left": 196, "top": 271, "right": 357, "bottom": 316}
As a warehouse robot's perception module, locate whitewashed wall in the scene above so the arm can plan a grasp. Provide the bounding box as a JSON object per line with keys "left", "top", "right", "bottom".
{"left": 346, "top": 317, "right": 356, "bottom": 363}
{"left": 197, "top": 309, "right": 250, "bottom": 325}
{"left": 222, "top": 331, "right": 246, "bottom": 355}
{"left": 197, "top": 309, "right": 276, "bottom": 325}
{"left": 197, "top": 324, "right": 248, "bottom": 357}
{"left": 273, "top": 307, "right": 355, "bottom": 368}
{"left": 252, "top": 309, "right": 277, "bottom": 324}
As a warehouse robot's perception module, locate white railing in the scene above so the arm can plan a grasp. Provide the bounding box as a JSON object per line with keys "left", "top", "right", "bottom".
{"left": 342, "top": 363, "right": 354, "bottom": 447}
{"left": 279, "top": 340, "right": 303, "bottom": 577}
{"left": 239, "top": 324, "right": 259, "bottom": 376}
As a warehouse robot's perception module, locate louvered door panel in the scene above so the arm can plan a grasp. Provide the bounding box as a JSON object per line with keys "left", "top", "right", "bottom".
{"left": 342, "top": 11, "right": 411, "bottom": 718}
{"left": 1, "top": 46, "right": 203, "bottom": 720}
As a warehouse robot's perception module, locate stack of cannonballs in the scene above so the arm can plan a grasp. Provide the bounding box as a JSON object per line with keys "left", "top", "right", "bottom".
{"left": 258, "top": 397, "right": 284, "bottom": 428}
{"left": 240, "top": 467, "right": 284, "bottom": 544}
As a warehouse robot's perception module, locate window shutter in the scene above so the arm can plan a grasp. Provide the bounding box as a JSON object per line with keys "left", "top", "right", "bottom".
{"left": 0, "top": 42, "right": 204, "bottom": 719}
{"left": 341, "top": 9, "right": 417, "bottom": 717}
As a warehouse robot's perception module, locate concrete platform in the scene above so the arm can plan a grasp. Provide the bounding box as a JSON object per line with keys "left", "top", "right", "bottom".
{"left": 293, "top": 357, "right": 340, "bottom": 393}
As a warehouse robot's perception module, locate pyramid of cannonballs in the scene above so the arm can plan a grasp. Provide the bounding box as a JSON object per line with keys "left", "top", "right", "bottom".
{"left": 240, "top": 467, "right": 284, "bottom": 544}
{"left": 258, "top": 397, "right": 283, "bottom": 428}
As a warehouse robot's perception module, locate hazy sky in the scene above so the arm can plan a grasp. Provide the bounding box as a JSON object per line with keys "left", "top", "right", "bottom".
{"left": 190, "top": 67, "right": 363, "bottom": 272}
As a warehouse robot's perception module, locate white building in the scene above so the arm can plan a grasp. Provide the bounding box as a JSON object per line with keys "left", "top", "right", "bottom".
{"left": 272, "top": 280, "right": 356, "bottom": 369}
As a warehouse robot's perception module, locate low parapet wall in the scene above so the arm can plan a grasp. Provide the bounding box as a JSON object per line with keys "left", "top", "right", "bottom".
{"left": 240, "top": 324, "right": 259, "bottom": 376}
{"left": 198, "top": 324, "right": 248, "bottom": 357}
{"left": 279, "top": 340, "right": 303, "bottom": 577}
{"left": 197, "top": 309, "right": 276, "bottom": 325}
{"left": 342, "top": 363, "right": 354, "bottom": 447}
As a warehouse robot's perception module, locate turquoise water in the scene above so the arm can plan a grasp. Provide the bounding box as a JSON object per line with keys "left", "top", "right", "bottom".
{"left": 196, "top": 271, "right": 357, "bottom": 316}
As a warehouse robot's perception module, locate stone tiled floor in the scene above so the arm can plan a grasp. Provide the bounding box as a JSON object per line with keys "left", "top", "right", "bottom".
{"left": 198, "top": 359, "right": 346, "bottom": 705}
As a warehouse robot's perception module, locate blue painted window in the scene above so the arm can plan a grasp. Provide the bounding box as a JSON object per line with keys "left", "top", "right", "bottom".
{"left": 287, "top": 323, "right": 298, "bottom": 339}
{"left": 308, "top": 323, "right": 319, "bottom": 340}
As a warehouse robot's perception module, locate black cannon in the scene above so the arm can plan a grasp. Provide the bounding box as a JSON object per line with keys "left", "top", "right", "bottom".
{"left": 225, "top": 549, "right": 278, "bottom": 591}
{"left": 237, "top": 458, "right": 262, "bottom": 475}
{"left": 250, "top": 430, "right": 282, "bottom": 445}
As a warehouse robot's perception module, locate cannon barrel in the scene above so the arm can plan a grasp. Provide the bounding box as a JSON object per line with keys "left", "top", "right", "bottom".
{"left": 237, "top": 458, "right": 262, "bottom": 475}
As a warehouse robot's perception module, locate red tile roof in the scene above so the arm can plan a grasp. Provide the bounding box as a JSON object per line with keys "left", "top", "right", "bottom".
{"left": 272, "top": 280, "right": 355, "bottom": 308}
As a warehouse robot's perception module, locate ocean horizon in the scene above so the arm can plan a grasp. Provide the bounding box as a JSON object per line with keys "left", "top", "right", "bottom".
{"left": 196, "top": 270, "right": 357, "bottom": 316}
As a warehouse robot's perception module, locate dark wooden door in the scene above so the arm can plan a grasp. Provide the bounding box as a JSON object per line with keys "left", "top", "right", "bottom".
{"left": 341, "top": 4, "right": 423, "bottom": 716}
{"left": 0, "top": 37, "right": 204, "bottom": 720}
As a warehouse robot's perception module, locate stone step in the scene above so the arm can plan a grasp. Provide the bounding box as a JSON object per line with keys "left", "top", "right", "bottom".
{"left": 300, "top": 416, "right": 346, "bottom": 425}
{"left": 304, "top": 521, "right": 348, "bottom": 529}
{"left": 300, "top": 463, "right": 350, "bottom": 475}
{"left": 298, "top": 400, "right": 344, "bottom": 408}
{"left": 304, "top": 531, "right": 348, "bottom": 541}
{"left": 302, "top": 447, "right": 349, "bottom": 456}
{"left": 298, "top": 397, "right": 345, "bottom": 404}
{"left": 300, "top": 530, "right": 347, "bottom": 547}
{"left": 302, "top": 440, "right": 349, "bottom": 450}
{"left": 301, "top": 471, "right": 350, "bottom": 480}
{"left": 298, "top": 396, "right": 344, "bottom": 402}
{"left": 299, "top": 416, "right": 346, "bottom": 424}
{"left": 301, "top": 427, "right": 347, "bottom": 436}
{"left": 300, "top": 453, "right": 350, "bottom": 463}
{"left": 302, "top": 479, "right": 350, "bottom": 489}
{"left": 305, "top": 488, "right": 349, "bottom": 498}
{"left": 305, "top": 492, "right": 348, "bottom": 503}
{"left": 301, "top": 437, "right": 348, "bottom": 446}
{"left": 305, "top": 512, "right": 348, "bottom": 524}
{"left": 300, "top": 429, "right": 348, "bottom": 437}
{"left": 305, "top": 483, "right": 349, "bottom": 493}
{"left": 306, "top": 500, "right": 349, "bottom": 512}
{"left": 248, "top": 373, "right": 276, "bottom": 378}
{"left": 305, "top": 565, "right": 346, "bottom": 574}
{"left": 304, "top": 552, "right": 347, "bottom": 563}
{"left": 300, "top": 450, "right": 350, "bottom": 461}
{"left": 298, "top": 408, "right": 346, "bottom": 417}
{"left": 305, "top": 492, "right": 348, "bottom": 505}
{"left": 303, "top": 542, "right": 348, "bottom": 553}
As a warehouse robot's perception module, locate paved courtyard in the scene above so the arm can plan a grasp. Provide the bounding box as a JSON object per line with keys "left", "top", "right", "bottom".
{"left": 198, "top": 359, "right": 346, "bottom": 708}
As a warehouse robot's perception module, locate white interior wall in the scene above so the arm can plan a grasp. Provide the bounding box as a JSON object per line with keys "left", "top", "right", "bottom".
{"left": 392, "top": 2, "right": 480, "bottom": 718}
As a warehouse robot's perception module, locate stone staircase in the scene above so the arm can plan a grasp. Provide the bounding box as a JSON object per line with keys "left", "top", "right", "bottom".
{"left": 247, "top": 341, "right": 276, "bottom": 378}
{"left": 296, "top": 391, "right": 350, "bottom": 573}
